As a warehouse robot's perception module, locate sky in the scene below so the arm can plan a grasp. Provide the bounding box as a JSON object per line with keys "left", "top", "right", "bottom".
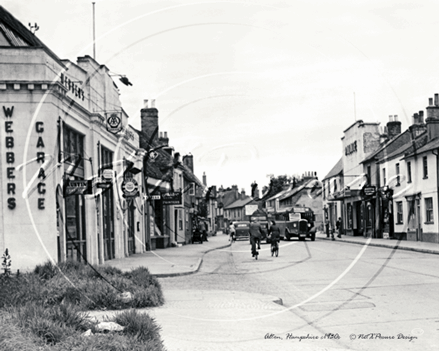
{"left": 5, "top": 0, "right": 439, "bottom": 194}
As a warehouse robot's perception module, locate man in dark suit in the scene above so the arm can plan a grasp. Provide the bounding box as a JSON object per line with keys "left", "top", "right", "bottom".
{"left": 249, "top": 219, "right": 263, "bottom": 258}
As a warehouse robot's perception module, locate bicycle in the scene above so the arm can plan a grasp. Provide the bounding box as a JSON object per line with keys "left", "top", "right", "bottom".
{"left": 271, "top": 240, "right": 279, "bottom": 257}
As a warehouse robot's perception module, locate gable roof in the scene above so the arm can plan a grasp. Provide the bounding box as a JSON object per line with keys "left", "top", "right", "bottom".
{"left": 322, "top": 158, "right": 343, "bottom": 181}
{"left": 0, "top": 6, "right": 65, "bottom": 67}
{"left": 278, "top": 178, "right": 321, "bottom": 201}
{"left": 224, "top": 196, "right": 255, "bottom": 209}
{"left": 404, "top": 137, "right": 438, "bottom": 159}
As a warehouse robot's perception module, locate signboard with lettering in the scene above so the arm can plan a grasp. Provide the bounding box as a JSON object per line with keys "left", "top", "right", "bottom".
{"left": 151, "top": 195, "right": 161, "bottom": 200}
{"left": 121, "top": 178, "right": 139, "bottom": 198}
{"left": 289, "top": 213, "right": 301, "bottom": 221}
{"left": 162, "top": 191, "right": 182, "bottom": 205}
{"left": 363, "top": 186, "right": 376, "bottom": 196}
{"left": 64, "top": 180, "right": 92, "bottom": 196}
{"left": 245, "top": 204, "right": 258, "bottom": 216}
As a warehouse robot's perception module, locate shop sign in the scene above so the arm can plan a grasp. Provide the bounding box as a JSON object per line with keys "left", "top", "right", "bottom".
{"left": 151, "top": 194, "right": 161, "bottom": 200}
{"left": 363, "top": 186, "right": 376, "bottom": 196}
{"left": 65, "top": 180, "right": 92, "bottom": 196}
{"left": 162, "top": 191, "right": 182, "bottom": 205}
{"left": 245, "top": 204, "right": 258, "bottom": 216}
{"left": 106, "top": 112, "right": 122, "bottom": 134}
{"left": 121, "top": 178, "right": 139, "bottom": 198}
{"left": 293, "top": 207, "right": 306, "bottom": 213}
{"left": 102, "top": 169, "right": 114, "bottom": 180}
{"left": 345, "top": 140, "right": 357, "bottom": 155}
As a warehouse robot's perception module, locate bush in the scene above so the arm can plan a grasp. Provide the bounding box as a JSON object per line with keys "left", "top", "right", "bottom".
{"left": 114, "top": 309, "right": 164, "bottom": 345}
{"left": 11, "top": 303, "right": 92, "bottom": 345}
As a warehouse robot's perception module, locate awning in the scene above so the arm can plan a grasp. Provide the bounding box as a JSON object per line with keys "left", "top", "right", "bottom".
{"left": 146, "top": 177, "right": 170, "bottom": 193}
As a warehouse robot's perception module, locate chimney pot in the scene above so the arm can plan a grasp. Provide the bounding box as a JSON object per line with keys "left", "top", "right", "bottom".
{"left": 151, "top": 99, "right": 156, "bottom": 108}
{"left": 143, "top": 99, "right": 149, "bottom": 108}
{"left": 435, "top": 93, "right": 439, "bottom": 106}
{"left": 389, "top": 115, "right": 393, "bottom": 122}
{"left": 393, "top": 115, "right": 398, "bottom": 121}
{"left": 419, "top": 111, "right": 424, "bottom": 124}
{"left": 164, "top": 131, "right": 168, "bottom": 138}
{"left": 429, "top": 97, "right": 433, "bottom": 106}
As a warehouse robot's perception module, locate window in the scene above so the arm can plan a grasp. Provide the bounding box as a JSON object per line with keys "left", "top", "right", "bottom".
{"left": 395, "top": 163, "right": 400, "bottom": 186}
{"left": 63, "top": 124, "right": 84, "bottom": 170}
{"left": 382, "top": 168, "right": 386, "bottom": 187}
{"left": 425, "top": 198, "right": 433, "bottom": 223}
{"left": 347, "top": 203, "right": 353, "bottom": 229}
{"left": 333, "top": 179, "right": 337, "bottom": 192}
{"left": 407, "top": 162, "right": 412, "bottom": 183}
{"left": 367, "top": 165, "right": 371, "bottom": 184}
{"left": 323, "top": 183, "right": 326, "bottom": 200}
{"left": 423, "top": 156, "right": 428, "bottom": 178}
{"left": 396, "top": 201, "right": 403, "bottom": 224}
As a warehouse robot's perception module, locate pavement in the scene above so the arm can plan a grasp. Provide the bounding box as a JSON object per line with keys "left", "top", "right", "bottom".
{"left": 101, "top": 231, "right": 233, "bottom": 277}
{"left": 315, "top": 231, "right": 439, "bottom": 255}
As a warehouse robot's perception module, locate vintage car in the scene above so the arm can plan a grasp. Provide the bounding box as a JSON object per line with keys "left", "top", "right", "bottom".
{"left": 285, "top": 219, "right": 316, "bottom": 241}
{"left": 234, "top": 221, "right": 250, "bottom": 240}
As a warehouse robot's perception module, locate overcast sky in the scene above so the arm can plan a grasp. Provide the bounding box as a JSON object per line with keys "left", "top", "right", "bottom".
{"left": 5, "top": 0, "right": 439, "bottom": 193}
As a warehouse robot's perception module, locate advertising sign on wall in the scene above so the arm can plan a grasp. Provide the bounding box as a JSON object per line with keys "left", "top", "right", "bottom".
{"left": 245, "top": 204, "right": 258, "bottom": 216}
{"left": 162, "top": 192, "right": 182, "bottom": 205}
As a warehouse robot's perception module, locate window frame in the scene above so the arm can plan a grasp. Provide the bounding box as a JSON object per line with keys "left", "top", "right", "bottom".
{"left": 425, "top": 197, "right": 434, "bottom": 224}
{"left": 396, "top": 201, "right": 403, "bottom": 224}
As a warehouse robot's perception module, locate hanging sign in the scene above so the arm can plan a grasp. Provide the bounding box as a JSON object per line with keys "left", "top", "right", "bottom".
{"left": 121, "top": 178, "right": 139, "bottom": 198}
{"left": 363, "top": 186, "right": 376, "bottom": 197}
{"left": 106, "top": 112, "right": 122, "bottom": 134}
{"left": 162, "top": 191, "right": 182, "bottom": 205}
{"left": 64, "top": 179, "right": 92, "bottom": 196}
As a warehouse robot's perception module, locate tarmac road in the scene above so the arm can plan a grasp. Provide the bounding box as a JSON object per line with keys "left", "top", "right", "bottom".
{"left": 155, "top": 237, "right": 438, "bottom": 351}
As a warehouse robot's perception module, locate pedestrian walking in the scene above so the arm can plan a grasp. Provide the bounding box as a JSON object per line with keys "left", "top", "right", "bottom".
{"left": 249, "top": 218, "right": 263, "bottom": 259}
{"left": 336, "top": 217, "right": 342, "bottom": 238}
{"left": 229, "top": 222, "right": 236, "bottom": 242}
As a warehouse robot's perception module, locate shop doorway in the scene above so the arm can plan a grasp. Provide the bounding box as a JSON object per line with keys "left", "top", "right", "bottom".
{"left": 127, "top": 200, "right": 136, "bottom": 255}
{"left": 102, "top": 188, "right": 115, "bottom": 260}
{"left": 65, "top": 191, "right": 87, "bottom": 263}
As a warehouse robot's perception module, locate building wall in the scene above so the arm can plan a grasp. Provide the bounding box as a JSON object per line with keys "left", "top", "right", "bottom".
{"left": 0, "top": 48, "right": 147, "bottom": 271}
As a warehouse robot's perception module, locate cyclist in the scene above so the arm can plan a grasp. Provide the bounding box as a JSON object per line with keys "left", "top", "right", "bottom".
{"left": 269, "top": 220, "right": 281, "bottom": 256}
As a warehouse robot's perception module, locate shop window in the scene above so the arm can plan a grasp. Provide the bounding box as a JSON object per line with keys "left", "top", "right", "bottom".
{"left": 423, "top": 157, "right": 428, "bottom": 179}
{"left": 407, "top": 162, "right": 412, "bottom": 183}
{"left": 63, "top": 124, "right": 84, "bottom": 171}
{"left": 425, "top": 198, "right": 433, "bottom": 223}
{"left": 396, "top": 202, "right": 403, "bottom": 224}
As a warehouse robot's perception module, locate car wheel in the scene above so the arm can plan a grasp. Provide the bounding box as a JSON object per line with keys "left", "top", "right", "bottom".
{"left": 311, "top": 234, "right": 316, "bottom": 241}
{"left": 285, "top": 231, "right": 290, "bottom": 241}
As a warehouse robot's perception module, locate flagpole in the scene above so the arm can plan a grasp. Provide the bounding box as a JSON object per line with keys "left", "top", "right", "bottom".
{"left": 92, "top": 2, "right": 96, "bottom": 60}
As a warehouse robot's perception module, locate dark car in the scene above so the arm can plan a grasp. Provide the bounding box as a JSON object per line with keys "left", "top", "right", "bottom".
{"left": 234, "top": 221, "right": 250, "bottom": 240}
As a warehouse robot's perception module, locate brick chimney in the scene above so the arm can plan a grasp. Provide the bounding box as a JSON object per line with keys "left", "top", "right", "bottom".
{"left": 140, "top": 99, "right": 158, "bottom": 150}
{"left": 241, "top": 189, "right": 246, "bottom": 199}
{"left": 409, "top": 112, "right": 427, "bottom": 138}
{"left": 426, "top": 93, "right": 439, "bottom": 141}
{"left": 183, "top": 154, "right": 194, "bottom": 173}
{"left": 159, "top": 131, "right": 169, "bottom": 147}
{"left": 202, "top": 172, "right": 207, "bottom": 186}
{"left": 387, "top": 115, "right": 401, "bottom": 139}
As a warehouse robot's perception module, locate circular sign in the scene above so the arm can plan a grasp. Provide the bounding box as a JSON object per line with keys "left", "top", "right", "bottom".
{"left": 107, "top": 113, "right": 121, "bottom": 128}
{"left": 121, "top": 178, "right": 139, "bottom": 197}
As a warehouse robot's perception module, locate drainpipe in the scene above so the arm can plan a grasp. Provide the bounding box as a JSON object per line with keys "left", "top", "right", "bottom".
{"left": 433, "top": 149, "right": 439, "bottom": 211}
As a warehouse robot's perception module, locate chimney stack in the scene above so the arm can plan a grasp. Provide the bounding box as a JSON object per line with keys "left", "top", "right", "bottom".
{"left": 386, "top": 114, "right": 401, "bottom": 139}
{"left": 426, "top": 93, "right": 439, "bottom": 141}
{"left": 140, "top": 99, "right": 159, "bottom": 150}
{"left": 202, "top": 172, "right": 207, "bottom": 186}
{"left": 159, "top": 130, "right": 169, "bottom": 147}
{"left": 183, "top": 154, "right": 194, "bottom": 173}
